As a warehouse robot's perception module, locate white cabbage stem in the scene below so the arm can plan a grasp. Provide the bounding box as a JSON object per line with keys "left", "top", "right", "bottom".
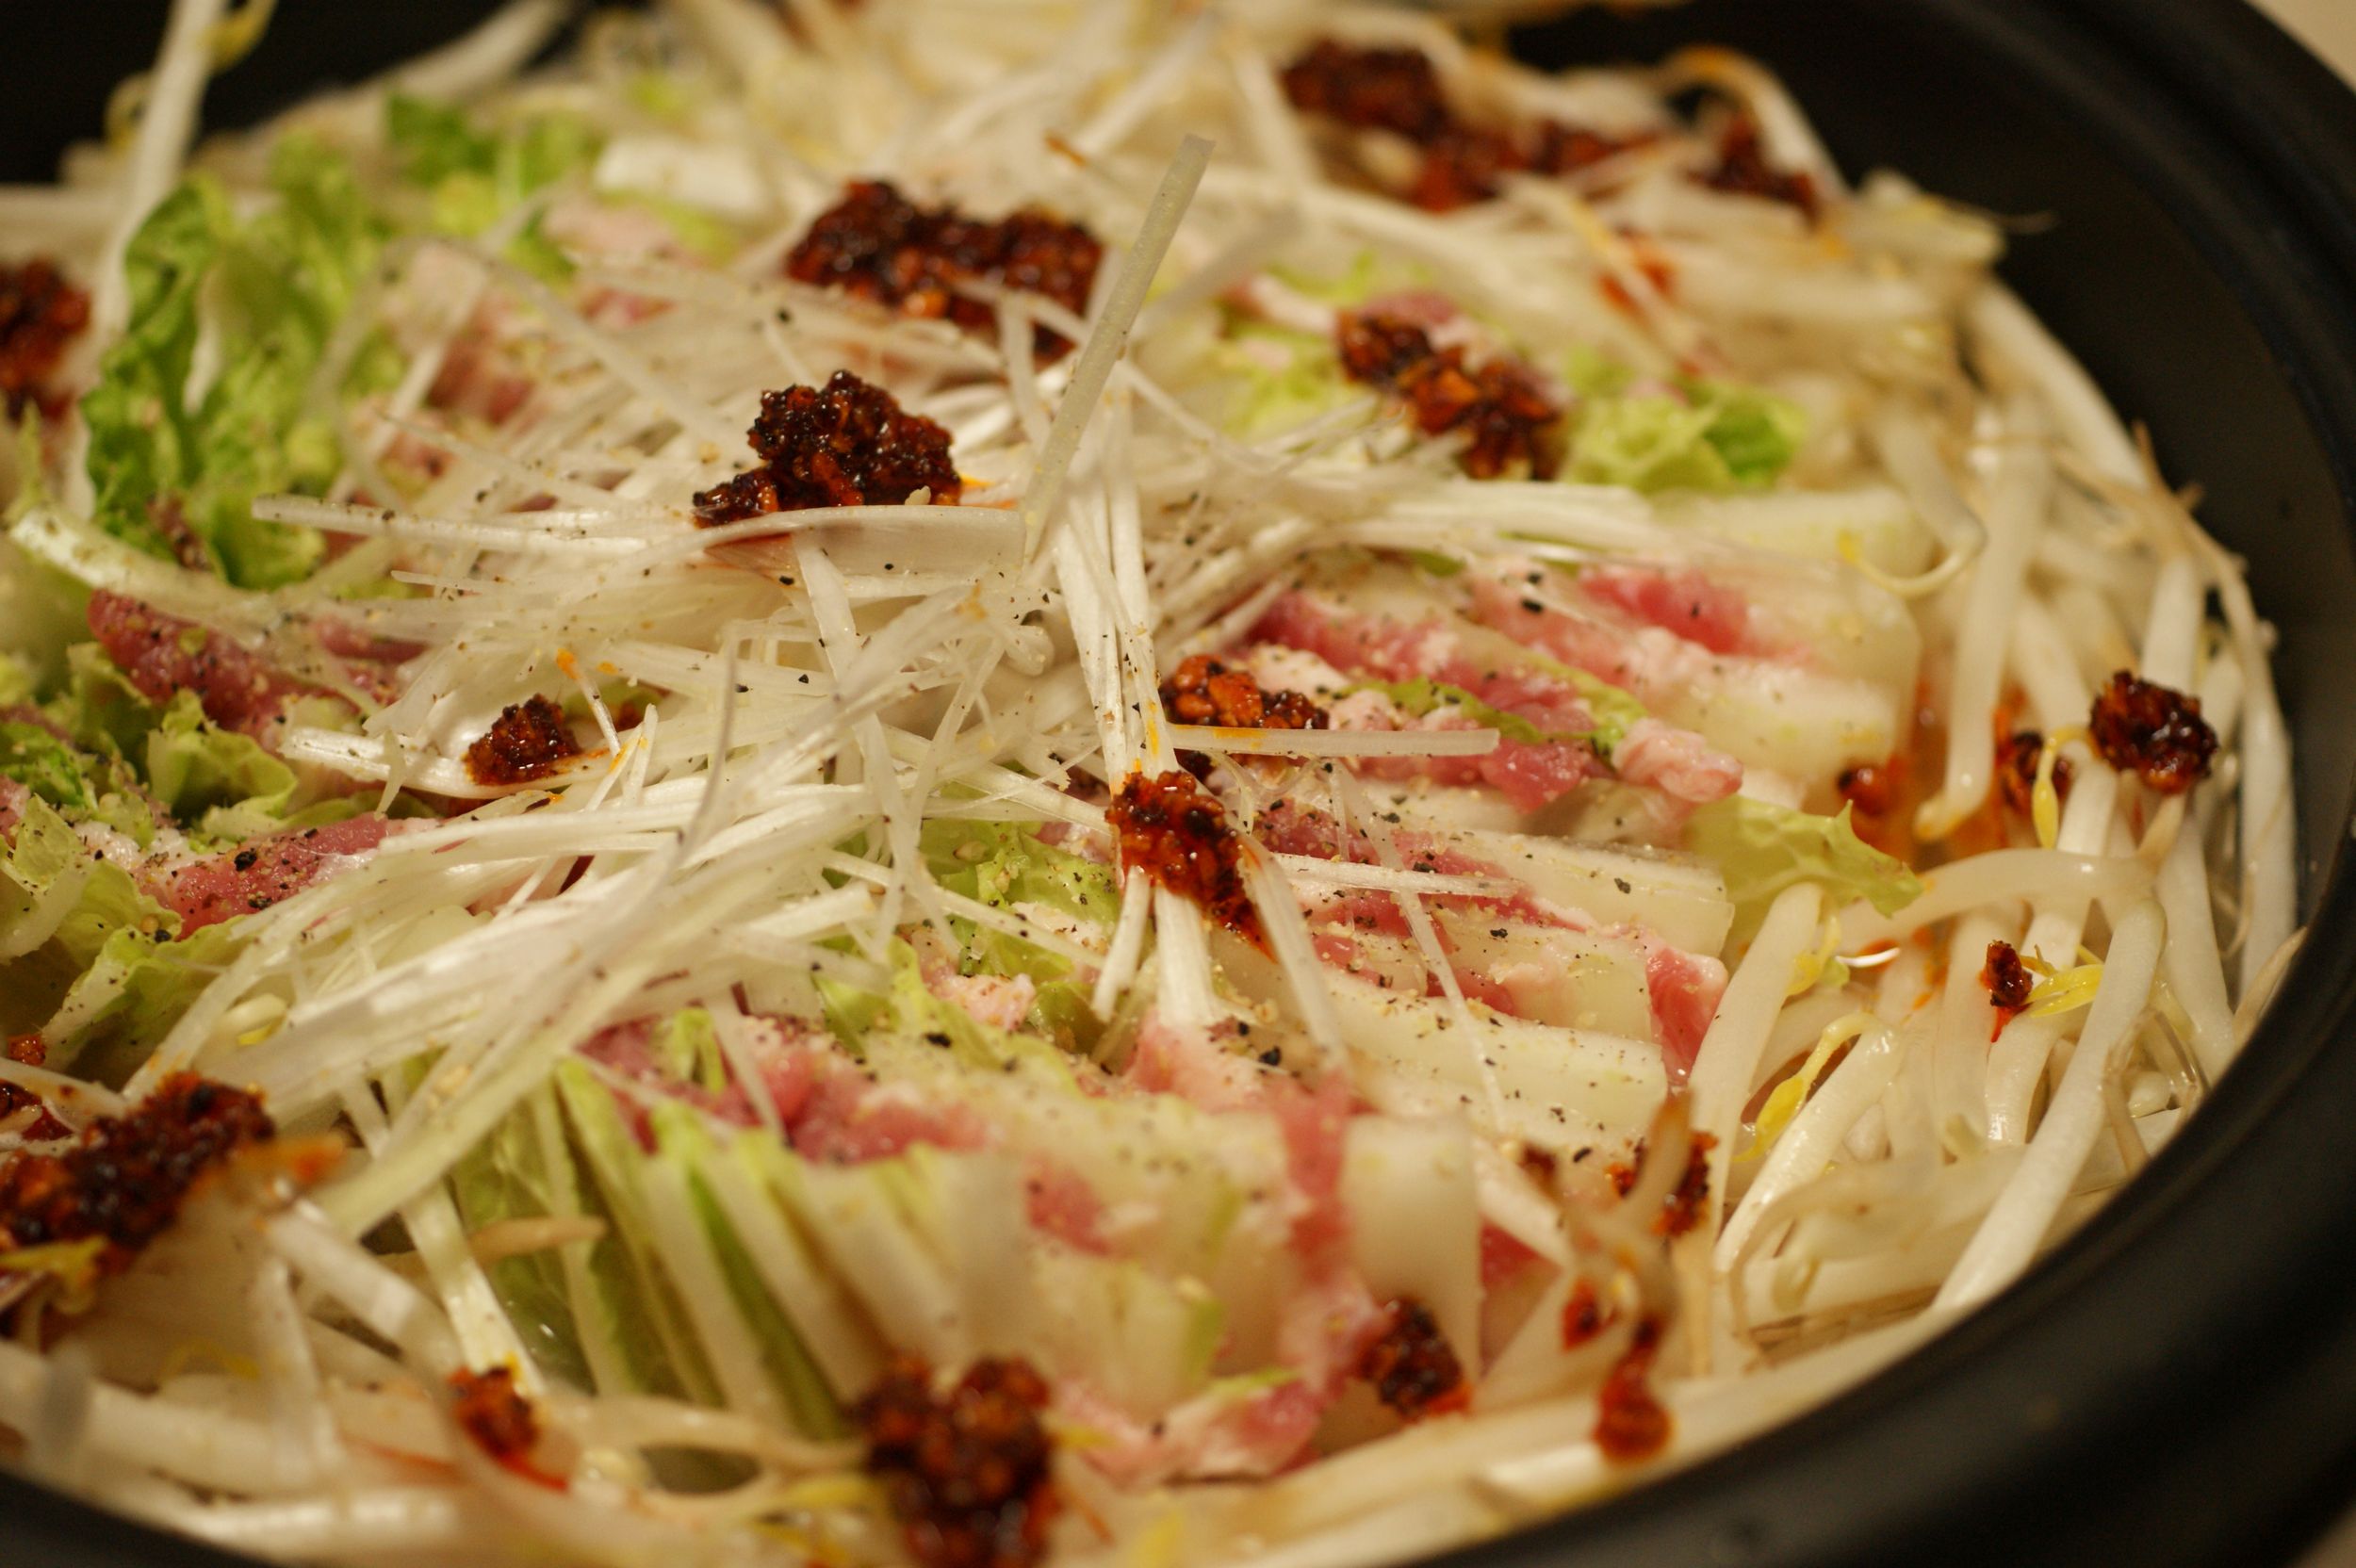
{"left": 1915, "top": 396, "right": 2052, "bottom": 839}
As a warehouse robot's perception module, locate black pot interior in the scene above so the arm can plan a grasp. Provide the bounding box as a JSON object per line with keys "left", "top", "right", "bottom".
{"left": 6, "top": 3, "right": 2356, "bottom": 1566}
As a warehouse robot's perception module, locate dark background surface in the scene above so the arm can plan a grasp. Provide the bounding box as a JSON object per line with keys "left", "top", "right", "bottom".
{"left": 0, "top": 2, "right": 496, "bottom": 183}
{"left": 6, "top": 3, "right": 2356, "bottom": 1566}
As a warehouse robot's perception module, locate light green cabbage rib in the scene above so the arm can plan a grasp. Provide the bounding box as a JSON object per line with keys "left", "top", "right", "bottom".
{"left": 82, "top": 139, "right": 395, "bottom": 588}
{"left": 1684, "top": 796, "right": 1922, "bottom": 944}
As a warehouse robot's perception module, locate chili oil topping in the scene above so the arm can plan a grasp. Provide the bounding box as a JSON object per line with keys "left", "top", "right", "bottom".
{"left": 693, "top": 370, "right": 962, "bottom": 526}
{"left": 0, "top": 1074, "right": 273, "bottom": 1277}
{"left": 0, "top": 257, "right": 90, "bottom": 419}
{"left": 2089, "top": 671, "right": 2217, "bottom": 794}
{"left": 1358, "top": 1297, "right": 1469, "bottom": 1420}
{"left": 785, "top": 181, "right": 1103, "bottom": 361}
{"left": 1107, "top": 768, "right": 1263, "bottom": 943}
{"left": 1334, "top": 310, "right": 1563, "bottom": 479}
{"left": 465, "top": 694, "right": 584, "bottom": 786}
{"left": 1982, "top": 939, "right": 2033, "bottom": 1036}
{"left": 855, "top": 1356, "right": 1060, "bottom": 1568}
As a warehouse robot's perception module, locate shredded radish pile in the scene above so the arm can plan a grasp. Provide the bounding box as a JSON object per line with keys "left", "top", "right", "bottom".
{"left": 0, "top": 4, "right": 2302, "bottom": 1567}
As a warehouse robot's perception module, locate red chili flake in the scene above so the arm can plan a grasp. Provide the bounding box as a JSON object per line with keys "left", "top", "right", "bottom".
{"left": 1529, "top": 121, "right": 1657, "bottom": 177}
{"left": 1334, "top": 311, "right": 1563, "bottom": 480}
{"left": 694, "top": 370, "right": 961, "bottom": 527}
{"left": 1981, "top": 939, "right": 2034, "bottom": 1039}
{"left": 1994, "top": 727, "right": 2074, "bottom": 821}
{"left": 4, "top": 1036, "right": 43, "bottom": 1067}
{"left": 1416, "top": 357, "right": 1561, "bottom": 481}
{"left": 1108, "top": 770, "right": 1262, "bottom": 944}
{"left": 449, "top": 1365, "right": 563, "bottom": 1488}
{"left": 1837, "top": 761, "right": 1895, "bottom": 820}
{"left": 1518, "top": 1145, "right": 1561, "bottom": 1187}
{"left": 0, "top": 258, "right": 90, "bottom": 420}
{"left": 991, "top": 210, "right": 1104, "bottom": 347}
{"left": 1593, "top": 1315, "right": 1672, "bottom": 1463}
{"left": 0, "top": 1089, "right": 66, "bottom": 1144}
{"left": 784, "top": 181, "right": 1103, "bottom": 361}
{"left": 1282, "top": 41, "right": 1668, "bottom": 215}
{"left": 1561, "top": 1278, "right": 1618, "bottom": 1348}
{"left": 1656, "top": 1132, "right": 1715, "bottom": 1239}
{"left": 1279, "top": 40, "right": 1455, "bottom": 144}
{"left": 1694, "top": 116, "right": 1819, "bottom": 220}
{"left": 2088, "top": 671, "right": 2217, "bottom": 795}
{"left": 1334, "top": 310, "right": 1436, "bottom": 387}
{"left": 1358, "top": 1297, "right": 1469, "bottom": 1419}
{"left": 1837, "top": 754, "right": 1911, "bottom": 858}
{"left": 1599, "top": 1132, "right": 1714, "bottom": 1235}
{"left": 0, "top": 1074, "right": 273, "bottom": 1276}
{"left": 1596, "top": 238, "right": 1680, "bottom": 315}
{"left": 1409, "top": 123, "right": 1527, "bottom": 212}
{"left": 855, "top": 1356, "right": 1059, "bottom": 1568}
{"left": 464, "top": 694, "right": 582, "bottom": 787}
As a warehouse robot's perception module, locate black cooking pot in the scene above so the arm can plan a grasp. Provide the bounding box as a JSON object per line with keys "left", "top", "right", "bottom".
{"left": 6, "top": 2, "right": 2356, "bottom": 1565}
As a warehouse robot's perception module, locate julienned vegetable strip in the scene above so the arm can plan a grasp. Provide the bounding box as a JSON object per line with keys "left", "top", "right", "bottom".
{"left": 1021, "top": 135, "right": 1215, "bottom": 555}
